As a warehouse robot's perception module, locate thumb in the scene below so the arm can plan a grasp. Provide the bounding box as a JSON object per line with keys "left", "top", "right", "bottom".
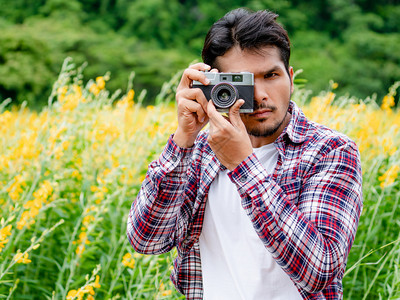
{"left": 229, "top": 99, "right": 245, "bottom": 128}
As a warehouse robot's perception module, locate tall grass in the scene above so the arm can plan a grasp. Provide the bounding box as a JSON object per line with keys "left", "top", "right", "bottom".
{"left": 0, "top": 60, "right": 399, "bottom": 299}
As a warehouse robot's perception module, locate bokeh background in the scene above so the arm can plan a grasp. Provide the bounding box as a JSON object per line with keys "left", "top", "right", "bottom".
{"left": 1, "top": 0, "right": 399, "bottom": 107}
{"left": 1, "top": 1, "right": 400, "bottom": 299}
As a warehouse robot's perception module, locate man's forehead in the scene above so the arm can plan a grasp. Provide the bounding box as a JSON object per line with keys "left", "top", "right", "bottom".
{"left": 215, "top": 46, "right": 285, "bottom": 72}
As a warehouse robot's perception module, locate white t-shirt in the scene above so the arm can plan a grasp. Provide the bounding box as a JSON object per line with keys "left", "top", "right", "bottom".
{"left": 199, "top": 143, "right": 302, "bottom": 300}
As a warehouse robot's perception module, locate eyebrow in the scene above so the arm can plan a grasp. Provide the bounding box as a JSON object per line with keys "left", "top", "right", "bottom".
{"left": 254, "top": 65, "right": 284, "bottom": 76}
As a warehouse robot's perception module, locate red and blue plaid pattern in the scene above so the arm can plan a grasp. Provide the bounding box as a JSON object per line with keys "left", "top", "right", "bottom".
{"left": 127, "top": 101, "right": 363, "bottom": 300}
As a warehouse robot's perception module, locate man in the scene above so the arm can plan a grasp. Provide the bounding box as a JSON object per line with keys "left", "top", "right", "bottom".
{"left": 127, "top": 8, "right": 363, "bottom": 300}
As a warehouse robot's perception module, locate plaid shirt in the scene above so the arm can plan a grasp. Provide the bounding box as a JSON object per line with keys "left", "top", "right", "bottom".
{"left": 127, "top": 101, "right": 363, "bottom": 299}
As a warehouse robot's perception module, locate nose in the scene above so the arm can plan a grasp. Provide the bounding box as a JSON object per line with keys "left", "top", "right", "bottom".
{"left": 253, "top": 81, "right": 268, "bottom": 102}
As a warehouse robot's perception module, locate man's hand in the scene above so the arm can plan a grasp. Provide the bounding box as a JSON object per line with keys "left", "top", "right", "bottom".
{"left": 207, "top": 99, "right": 253, "bottom": 171}
{"left": 173, "top": 63, "right": 211, "bottom": 148}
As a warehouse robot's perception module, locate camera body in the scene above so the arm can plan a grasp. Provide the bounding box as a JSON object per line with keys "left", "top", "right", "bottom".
{"left": 192, "top": 72, "right": 254, "bottom": 113}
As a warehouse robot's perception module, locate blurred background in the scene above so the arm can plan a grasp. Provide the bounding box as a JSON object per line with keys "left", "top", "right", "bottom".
{"left": 0, "top": 0, "right": 399, "bottom": 108}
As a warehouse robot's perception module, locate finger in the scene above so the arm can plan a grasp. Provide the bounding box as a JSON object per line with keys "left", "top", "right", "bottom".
{"left": 178, "top": 64, "right": 211, "bottom": 89}
{"left": 210, "top": 68, "right": 219, "bottom": 73}
{"left": 179, "top": 99, "right": 208, "bottom": 122}
{"left": 207, "top": 100, "right": 229, "bottom": 128}
{"left": 191, "top": 101, "right": 208, "bottom": 124}
{"left": 182, "top": 94, "right": 208, "bottom": 123}
{"left": 196, "top": 106, "right": 208, "bottom": 124}
{"left": 189, "top": 62, "right": 212, "bottom": 71}
{"left": 228, "top": 99, "right": 245, "bottom": 128}
{"left": 176, "top": 88, "right": 209, "bottom": 113}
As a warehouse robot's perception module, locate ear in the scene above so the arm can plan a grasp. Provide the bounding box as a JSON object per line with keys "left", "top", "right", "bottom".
{"left": 289, "top": 66, "right": 294, "bottom": 94}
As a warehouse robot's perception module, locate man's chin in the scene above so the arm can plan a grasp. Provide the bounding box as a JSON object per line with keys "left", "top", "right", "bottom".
{"left": 245, "top": 116, "right": 287, "bottom": 138}
{"left": 247, "top": 126, "right": 281, "bottom": 138}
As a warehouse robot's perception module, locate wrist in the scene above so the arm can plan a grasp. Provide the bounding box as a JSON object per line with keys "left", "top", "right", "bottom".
{"left": 173, "top": 128, "right": 197, "bottom": 148}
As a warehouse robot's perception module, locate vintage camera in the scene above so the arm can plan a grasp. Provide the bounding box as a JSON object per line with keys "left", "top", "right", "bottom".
{"left": 192, "top": 72, "right": 254, "bottom": 113}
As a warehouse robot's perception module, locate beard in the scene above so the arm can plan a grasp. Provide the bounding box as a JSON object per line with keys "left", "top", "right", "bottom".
{"left": 244, "top": 101, "right": 290, "bottom": 138}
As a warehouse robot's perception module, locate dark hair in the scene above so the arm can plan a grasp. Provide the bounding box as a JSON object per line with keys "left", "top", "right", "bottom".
{"left": 202, "top": 8, "right": 291, "bottom": 74}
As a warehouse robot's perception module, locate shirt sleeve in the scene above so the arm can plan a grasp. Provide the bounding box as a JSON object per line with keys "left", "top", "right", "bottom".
{"left": 228, "top": 139, "right": 363, "bottom": 293}
{"left": 127, "top": 134, "right": 194, "bottom": 254}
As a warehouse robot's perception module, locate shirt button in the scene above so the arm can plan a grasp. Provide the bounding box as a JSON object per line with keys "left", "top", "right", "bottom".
{"left": 239, "top": 176, "right": 247, "bottom": 183}
{"left": 171, "top": 156, "right": 177, "bottom": 162}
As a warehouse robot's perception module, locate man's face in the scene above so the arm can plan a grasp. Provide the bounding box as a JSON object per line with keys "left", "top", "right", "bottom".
{"left": 215, "top": 46, "right": 294, "bottom": 146}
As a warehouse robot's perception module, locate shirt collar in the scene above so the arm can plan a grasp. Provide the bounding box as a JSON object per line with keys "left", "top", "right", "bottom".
{"left": 278, "top": 101, "right": 310, "bottom": 144}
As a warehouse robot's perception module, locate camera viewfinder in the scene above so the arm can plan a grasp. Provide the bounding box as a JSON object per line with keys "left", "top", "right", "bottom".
{"left": 232, "top": 75, "right": 243, "bottom": 82}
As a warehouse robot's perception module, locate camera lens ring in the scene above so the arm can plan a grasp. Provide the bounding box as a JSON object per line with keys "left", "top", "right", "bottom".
{"left": 210, "top": 83, "right": 238, "bottom": 109}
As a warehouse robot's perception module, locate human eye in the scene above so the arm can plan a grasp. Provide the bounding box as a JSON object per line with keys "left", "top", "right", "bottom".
{"left": 264, "top": 72, "right": 279, "bottom": 79}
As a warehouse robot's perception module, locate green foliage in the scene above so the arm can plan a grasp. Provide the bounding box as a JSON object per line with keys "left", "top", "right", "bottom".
{"left": 0, "top": 0, "right": 399, "bottom": 106}
{"left": 0, "top": 14, "right": 196, "bottom": 106}
{"left": 0, "top": 26, "right": 54, "bottom": 106}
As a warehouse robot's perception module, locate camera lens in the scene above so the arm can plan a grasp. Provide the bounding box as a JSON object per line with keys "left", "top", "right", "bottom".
{"left": 210, "top": 83, "right": 238, "bottom": 109}
{"left": 217, "top": 90, "right": 231, "bottom": 102}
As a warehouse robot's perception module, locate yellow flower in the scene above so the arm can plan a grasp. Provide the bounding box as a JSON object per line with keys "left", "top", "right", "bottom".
{"left": 6, "top": 174, "right": 27, "bottom": 201}
{"left": 82, "top": 215, "right": 95, "bottom": 228}
{"left": 162, "top": 289, "right": 172, "bottom": 296}
{"left": 93, "top": 275, "right": 101, "bottom": 289}
{"left": 126, "top": 89, "right": 135, "bottom": 102}
{"left": 78, "top": 232, "right": 90, "bottom": 245}
{"left": 122, "top": 252, "right": 135, "bottom": 268}
{"left": 66, "top": 290, "right": 78, "bottom": 300}
{"left": 14, "top": 251, "right": 32, "bottom": 264}
{"left": 66, "top": 275, "right": 101, "bottom": 300}
{"left": 0, "top": 225, "right": 12, "bottom": 252}
{"left": 96, "top": 76, "right": 106, "bottom": 90}
{"left": 61, "top": 140, "right": 70, "bottom": 151}
{"left": 60, "top": 93, "right": 80, "bottom": 112}
{"left": 17, "top": 211, "right": 35, "bottom": 230}
{"left": 71, "top": 170, "right": 82, "bottom": 180}
{"left": 89, "top": 83, "right": 100, "bottom": 96}
{"left": 159, "top": 281, "right": 173, "bottom": 296}
{"left": 57, "top": 86, "right": 68, "bottom": 103}
{"left": 75, "top": 244, "right": 86, "bottom": 256}
{"left": 17, "top": 181, "right": 54, "bottom": 230}
{"left": 66, "top": 289, "right": 85, "bottom": 300}
{"left": 381, "top": 94, "right": 395, "bottom": 111}
{"left": 379, "top": 165, "right": 400, "bottom": 188}
{"left": 82, "top": 285, "right": 95, "bottom": 296}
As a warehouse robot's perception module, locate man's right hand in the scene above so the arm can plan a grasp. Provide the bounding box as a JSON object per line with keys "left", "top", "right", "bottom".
{"left": 173, "top": 63, "right": 212, "bottom": 148}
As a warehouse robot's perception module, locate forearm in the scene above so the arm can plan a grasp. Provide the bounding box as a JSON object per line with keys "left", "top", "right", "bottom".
{"left": 127, "top": 135, "right": 194, "bottom": 254}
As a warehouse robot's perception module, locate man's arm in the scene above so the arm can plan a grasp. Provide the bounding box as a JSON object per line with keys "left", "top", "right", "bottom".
{"left": 228, "top": 140, "right": 363, "bottom": 293}
{"left": 127, "top": 136, "right": 194, "bottom": 254}
{"left": 127, "top": 63, "right": 211, "bottom": 254}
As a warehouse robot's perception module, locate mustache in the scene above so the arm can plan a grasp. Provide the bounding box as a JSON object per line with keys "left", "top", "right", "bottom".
{"left": 253, "top": 102, "right": 276, "bottom": 111}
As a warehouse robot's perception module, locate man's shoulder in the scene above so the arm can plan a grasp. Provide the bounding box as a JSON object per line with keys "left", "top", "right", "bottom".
{"left": 301, "top": 120, "right": 360, "bottom": 162}
{"left": 290, "top": 101, "right": 358, "bottom": 153}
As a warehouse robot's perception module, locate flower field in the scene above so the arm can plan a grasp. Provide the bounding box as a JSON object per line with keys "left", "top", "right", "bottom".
{"left": 1, "top": 59, "right": 399, "bottom": 299}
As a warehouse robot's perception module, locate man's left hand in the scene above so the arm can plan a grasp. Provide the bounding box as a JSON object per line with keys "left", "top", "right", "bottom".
{"left": 207, "top": 99, "right": 253, "bottom": 171}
